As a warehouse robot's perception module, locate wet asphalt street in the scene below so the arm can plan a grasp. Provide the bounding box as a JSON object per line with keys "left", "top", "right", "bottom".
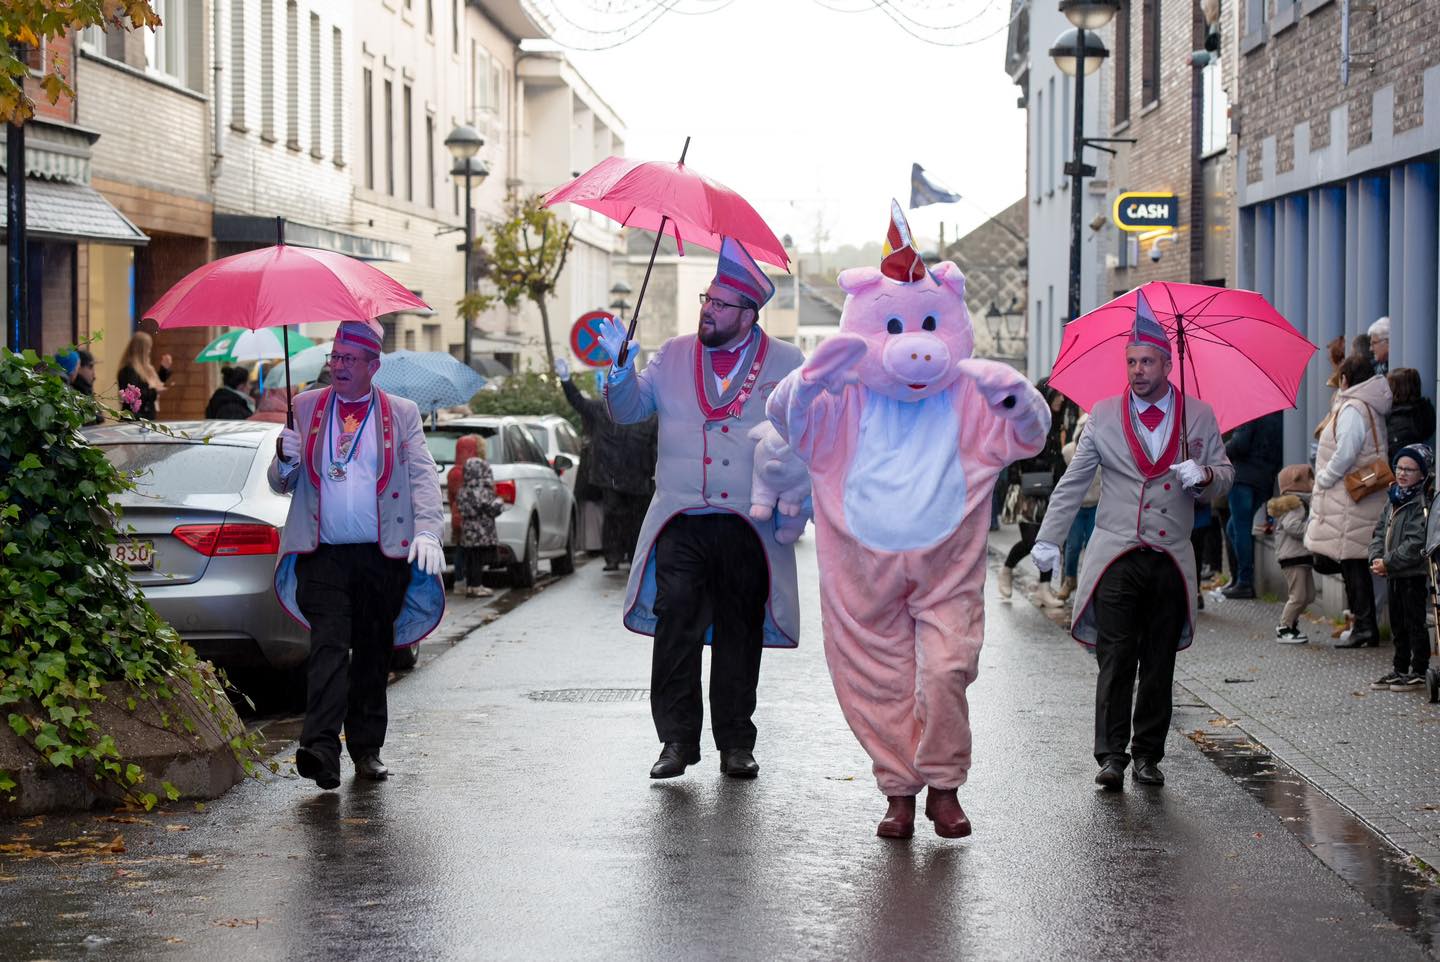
{"left": 1, "top": 541, "right": 1435, "bottom": 960}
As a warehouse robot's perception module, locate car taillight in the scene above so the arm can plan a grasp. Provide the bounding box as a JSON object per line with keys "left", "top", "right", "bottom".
{"left": 172, "top": 523, "right": 280, "bottom": 556}
{"left": 494, "top": 480, "right": 517, "bottom": 504}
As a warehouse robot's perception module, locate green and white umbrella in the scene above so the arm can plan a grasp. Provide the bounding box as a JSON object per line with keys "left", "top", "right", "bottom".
{"left": 264, "top": 341, "right": 333, "bottom": 388}
{"left": 195, "top": 327, "right": 315, "bottom": 363}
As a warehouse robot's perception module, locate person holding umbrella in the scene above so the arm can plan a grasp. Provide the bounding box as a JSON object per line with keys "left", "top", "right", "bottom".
{"left": 598, "top": 237, "right": 807, "bottom": 781}
{"left": 267, "top": 320, "right": 447, "bottom": 790}
{"left": 1033, "top": 294, "right": 1233, "bottom": 790}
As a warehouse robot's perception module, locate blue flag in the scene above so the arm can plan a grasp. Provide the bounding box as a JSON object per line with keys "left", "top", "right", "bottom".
{"left": 910, "top": 163, "right": 962, "bottom": 209}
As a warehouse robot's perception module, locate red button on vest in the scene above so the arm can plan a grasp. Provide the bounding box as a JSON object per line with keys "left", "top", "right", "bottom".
{"left": 705, "top": 457, "right": 712, "bottom": 464}
{"left": 1163, "top": 483, "right": 1171, "bottom": 491}
{"left": 1159, "top": 530, "right": 1166, "bottom": 537}
{"left": 721, "top": 492, "right": 728, "bottom": 499}
{"left": 721, "top": 425, "right": 729, "bottom": 433}
{"left": 401, "top": 539, "right": 410, "bottom": 547}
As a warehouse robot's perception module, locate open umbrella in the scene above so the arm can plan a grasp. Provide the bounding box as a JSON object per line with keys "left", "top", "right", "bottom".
{"left": 543, "top": 138, "right": 788, "bottom": 367}
{"left": 144, "top": 218, "right": 428, "bottom": 430}
{"left": 195, "top": 327, "right": 315, "bottom": 363}
{"left": 263, "top": 340, "right": 333, "bottom": 388}
{"left": 372, "top": 350, "right": 485, "bottom": 415}
{"left": 1047, "top": 281, "right": 1316, "bottom": 434}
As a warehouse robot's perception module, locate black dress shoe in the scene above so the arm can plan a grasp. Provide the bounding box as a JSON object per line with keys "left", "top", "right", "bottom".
{"left": 1221, "top": 582, "right": 1256, "bottom": 599}
{"left": 1095, "top": 758, "right": 1126, "bottom": 791}
{"left": 719, "top": 748, "right": 760, "bottom": 779}
{"left": 1133, "top": 759, "right": 1165, "bottom": 785}
{"left": 650, "top": 742, "right": 700, "bottom": 779}
{"left": 295, "top": 746, "right": 341, "bottom": 790}
{"left": 353, "top": 755, "right": 390, "bottom": 781}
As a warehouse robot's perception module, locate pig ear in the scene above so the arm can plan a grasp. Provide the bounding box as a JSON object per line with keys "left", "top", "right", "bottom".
{"left": 932, "top": 261, "right": 967, "bottom": 298}
{"left": 838, "top": 267, "right": 884, "bottom": 295}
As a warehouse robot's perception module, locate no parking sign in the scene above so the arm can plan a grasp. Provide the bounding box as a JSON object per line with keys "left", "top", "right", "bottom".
{"left": 570, "top": 310, "right": 616, "bottom": 367}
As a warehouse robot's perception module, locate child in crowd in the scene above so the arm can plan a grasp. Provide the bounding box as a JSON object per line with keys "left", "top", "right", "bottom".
{"left": 1369, "top": 445, "right": 1434, "bottom": 691}
{"left": 1269, "top": 464, "right": 1316, "bottom": 643}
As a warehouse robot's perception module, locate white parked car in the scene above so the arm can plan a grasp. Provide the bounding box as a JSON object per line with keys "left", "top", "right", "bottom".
{"left": 424, "top": 416, "right": 577, "bottom": 587}
{"left": 516, "top": 414, "right": 584, "bottom": 491}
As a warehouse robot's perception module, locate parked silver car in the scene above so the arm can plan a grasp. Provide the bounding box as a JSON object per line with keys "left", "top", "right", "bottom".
{"left": 85, "top": 420, "right": 307, "bottom": 672}
{"left": 517, "top": 414, "right": 584, "bottom": 491}
{"left": 425, "top": 416, "right": 577, "bottom": 587}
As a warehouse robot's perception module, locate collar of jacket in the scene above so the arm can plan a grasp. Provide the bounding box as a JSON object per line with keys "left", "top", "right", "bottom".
{"left": 1122, "top": 389, "right": 1182, "bottom": 479}
{"left": 303, "top": 387, "right": 397, "bottom": 493}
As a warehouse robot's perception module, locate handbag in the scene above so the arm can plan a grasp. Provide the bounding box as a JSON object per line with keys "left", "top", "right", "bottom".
{"left": 1019, "top": 470, "right": 1054, "bottom": 499}
{"left": 1340, "top": 404, "right": 1393, "bottom": 502}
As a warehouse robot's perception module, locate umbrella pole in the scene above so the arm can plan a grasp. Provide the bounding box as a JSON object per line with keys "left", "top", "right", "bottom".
{"left": 1176, "top": 312, "right": 1189, "bottom": 455}
{"left": 616, "top": 137, "right": 690, "bottom": 369}
{"left": 276, "top": 215, "right": 298, "bottom": 465}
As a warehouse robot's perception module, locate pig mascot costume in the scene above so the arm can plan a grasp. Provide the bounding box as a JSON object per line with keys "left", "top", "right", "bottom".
{"left": 768, "top": 202, "right": 1050, "bottom": 840}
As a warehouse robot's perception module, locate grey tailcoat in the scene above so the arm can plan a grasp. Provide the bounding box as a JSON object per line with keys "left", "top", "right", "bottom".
{"left": 605, "top": 331, "right": 807, "bottom": 647}
{"left": 1036, "top": 392, "right": 1234, "bottom": 650}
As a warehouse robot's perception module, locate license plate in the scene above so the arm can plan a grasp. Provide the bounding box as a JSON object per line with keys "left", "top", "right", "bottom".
{"left": 112, "top": 540, "right": 154, "bottom": 570}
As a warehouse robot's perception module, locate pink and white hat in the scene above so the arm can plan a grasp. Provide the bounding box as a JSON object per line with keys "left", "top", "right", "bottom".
{"left": 1129, "top": 290, "right": 1171, "bottom": 358}
{"left": 334, "top": 319, "right": 384, "bottom": 355}
{"left": 714, "top": 236, "right": 776, "bottom": 309}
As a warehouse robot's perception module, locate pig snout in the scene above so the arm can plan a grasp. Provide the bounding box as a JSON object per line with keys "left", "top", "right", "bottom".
{"left": 881, "top": 333, "right": 951, "bottom": 388}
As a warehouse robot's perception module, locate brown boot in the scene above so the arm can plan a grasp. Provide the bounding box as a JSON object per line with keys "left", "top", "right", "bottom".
{"left": 924, "top": 787, "right": 973, "bottom": 839}
{"left": 876, "top": 795, "right": 916, "bottom": 839}
{"left": 1056, "top": 576, "right": 1077, "bottom": 600}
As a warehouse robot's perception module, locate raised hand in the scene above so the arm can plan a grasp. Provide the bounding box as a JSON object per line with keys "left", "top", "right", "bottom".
{"left": 800, "top": 334, "right": 868, "bottom": 395}
{"left": 596, "top": 315, "right": 636, "bottom": 370}
{"left": 954, "top": 358, "right": 1031, "bottom": 410}
{"left": 553, "top": 357, "right": 571, "bottom": 381}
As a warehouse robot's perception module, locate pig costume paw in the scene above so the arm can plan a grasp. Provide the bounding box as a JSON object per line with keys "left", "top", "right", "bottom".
{"left": 749, "top": 422, "right": 812, "bottom": 543}
{"left": 954, "top": 358, "right": 1050, "bottom": 433}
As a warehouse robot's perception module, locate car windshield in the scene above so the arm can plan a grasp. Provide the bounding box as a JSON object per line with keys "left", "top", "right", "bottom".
{"left": 524, "top": 424, "right": 550, "bottom": 449}
{"left": 100, "top": 443, "right": 255, "bottom": 497}
{"left": 426, "top": 426, "right": 506, "bottom": 466}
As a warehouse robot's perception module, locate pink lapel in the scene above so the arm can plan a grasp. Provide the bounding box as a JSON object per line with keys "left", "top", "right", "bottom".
{"left": 1121, "top": 390, "right": 1181, "bottom": 480}
{"left": 303, "top": 387, "right": 332, "bottom": 489}
{"left": 375, "top": 389, "right": 396, "bottom": 494}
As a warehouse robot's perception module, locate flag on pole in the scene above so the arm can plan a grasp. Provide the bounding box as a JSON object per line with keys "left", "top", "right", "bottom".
{"left": 910, "top": 163, "right": 963, "bottom": 209}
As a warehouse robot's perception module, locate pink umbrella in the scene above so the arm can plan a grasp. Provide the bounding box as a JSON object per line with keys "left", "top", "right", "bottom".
{"left": 1047, "top": 281, "right": 1316, "bottom": 434}
{"left": 144, "top": 218, "right": 429, "bottom": 428}
{"left": 543, "top": 137, "right": 788, "bottom": 366}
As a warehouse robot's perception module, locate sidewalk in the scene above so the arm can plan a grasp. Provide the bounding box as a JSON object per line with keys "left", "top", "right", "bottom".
{"left": 990, "top": 521, "right": 1440, "bottom": 873}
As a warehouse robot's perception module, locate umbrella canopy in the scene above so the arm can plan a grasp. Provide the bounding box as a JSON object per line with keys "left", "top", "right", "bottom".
{"left": 543, "top": 155, "right": 789, "bottom": 270}
{"left": 372, "top": 350, "right": 486, "bottom": 414}
{"left": 196, "top": 327, "right": 315, "bottom": 363}
{"left": 264, "top": 341, "right": 333, "bottom": 388}
{"left": 145, "top": 244, "right": 428, "bottom": 331}
{"left": 1047, "top": 282, "right": 1316, "bottom": 433}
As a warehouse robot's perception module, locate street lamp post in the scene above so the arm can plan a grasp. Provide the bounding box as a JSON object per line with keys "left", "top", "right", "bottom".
{"left": 445, "top": 125, "right": 487, "bottom": 367}
{"left": 1049, "top": 0, "right": 1121, "bottom": 325}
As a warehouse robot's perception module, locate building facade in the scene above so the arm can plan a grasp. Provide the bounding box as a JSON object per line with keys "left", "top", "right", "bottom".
{"left": 942, "top": 197, "right": 1029, "bottom": 370}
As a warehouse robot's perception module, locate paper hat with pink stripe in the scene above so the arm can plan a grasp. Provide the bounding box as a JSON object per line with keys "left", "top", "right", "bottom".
{"left": 714, "top": 236, "right": 776, "bottom": 309}
{"left": 1129, "top": 289, "right": 1171, "bottom": 357}
{"left": 334, "top": 319, "right": 384, "bottom": 355}
{"left": 881, "top": 199, "right": 927, "bottom": 284}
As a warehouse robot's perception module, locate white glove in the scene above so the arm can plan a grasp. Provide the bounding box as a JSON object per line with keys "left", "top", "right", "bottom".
{"left": 553, "top": 357, "right": 570, "bottom": 381}
{"left": 278, "top": 427, "right": 301, "bottom": 463}
{"left": 1173, "top": 459, "right": 1209, "bottom": 489}
{"left": 1031, "top": 540, "right": 1060, "bottom": 574}
{"left": 595, "top": 314, "right": 637, "bottom": 370}
{"left": 408, "top": 533, "right": 445, "bottom": 576}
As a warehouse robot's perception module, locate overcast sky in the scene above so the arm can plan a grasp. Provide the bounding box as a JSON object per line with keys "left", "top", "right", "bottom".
{"left": 552, "top": 0, "right": 1026, "bottom": 256}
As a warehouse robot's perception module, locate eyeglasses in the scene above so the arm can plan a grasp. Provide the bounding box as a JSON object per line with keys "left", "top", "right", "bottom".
{"left": 326, "top": 353, "right": 369, "bottom": 367}
{"left": 698, "top": 293, "right": 749, "bottom": 312}
{"left": 1395, "top": 464, "right": 1424, "bottom": 475}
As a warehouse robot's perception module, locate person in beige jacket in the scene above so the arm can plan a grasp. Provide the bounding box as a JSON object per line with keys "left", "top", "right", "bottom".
{"left": 1304, "top": 353, "right": 1392, "bottom": 648}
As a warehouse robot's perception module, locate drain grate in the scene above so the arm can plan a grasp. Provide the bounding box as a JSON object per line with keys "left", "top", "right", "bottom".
{"left": 527, "top": 688, "right": 650, "bottom": 703}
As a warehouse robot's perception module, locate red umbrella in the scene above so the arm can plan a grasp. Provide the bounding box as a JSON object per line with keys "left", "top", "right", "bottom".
{"left": 543, "top": 138, "right": 788, "bottom": 365}
{"left": 1047, "top": 281, "right": 1316, "bottom": 434}
{"left": 144, "top": 217, "right": 429, "bottom": 429}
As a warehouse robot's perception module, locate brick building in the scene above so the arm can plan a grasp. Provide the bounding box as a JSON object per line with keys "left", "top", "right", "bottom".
{"left": 942, "top": 197, "right": 1029, "bottom": 370}
{"left": 1235, "top": 0, "right": 1440, "bottom": 463}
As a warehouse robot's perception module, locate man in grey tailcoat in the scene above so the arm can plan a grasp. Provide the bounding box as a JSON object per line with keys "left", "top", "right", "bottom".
{"left": 598, "top": 237, "right": 808, "bottom": 781}
{"left": 1033, "top": 293, "right": 1233, "bottom": 790}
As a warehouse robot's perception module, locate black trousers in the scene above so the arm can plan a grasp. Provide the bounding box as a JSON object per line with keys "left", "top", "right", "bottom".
{"left": 601, "top": 488, "right": 648, "bottom": 566}
{"left": 295, "top": 543, "right": 411, "bottom": 768}
{"left": 1093, "top": 548, "right": 1188, "bottom": 765}
{"left": 1004, "top": 519, "right": 1053, "bottom": 583}
{"left": 1340, "top": 559, "right": 1380, "bottom": 643}
{"left": 651, "top": 513, "right": 768, "bottom": 750}
{"left": 1388, "top": 574, "right": 1431, "bottom": 676}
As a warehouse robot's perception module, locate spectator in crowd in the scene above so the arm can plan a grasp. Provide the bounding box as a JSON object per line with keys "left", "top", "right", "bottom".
{"left": 447, "top": 434, "right": 483, "bottom": 594}
{"left": 1305, "top": 353, "right": 1393, "bottom": 649}
{"left": 998, "top": 386, "right": 1073, "bottom": 608}
{"left": 249, "top": 387, "right": 295, "bottom": 423}
{"left": 1386, "top": 367, "right": 1435, "bottom": 463}
{"left": 1057, "top": 411, "right": 1099, "bottom": 602}
{"left": 1368, "top": 316, "right": 1390, "bottom": 376}
{"left": 205, "top": 365, "right": 255, "bottom": 420}
{"left": 1222, "top": 411, "right": 1284, "bottom": 599}
{"left": 457, "top": 435, "right": 505, "bottom": 599}
{"left": 72, "top": 349, "right": 96, "bottom": 396}
{"left": 54, "top": 349, "right": 79, "bottom": 384}
{"left": 1269, "top": 463, "right": 1316, "bottom": 643}
{"left": 1368, "top": 444, "right": 1433, "bottom": 690}
{"left": 117, "top": 331, "right": 171, "bottom": 420}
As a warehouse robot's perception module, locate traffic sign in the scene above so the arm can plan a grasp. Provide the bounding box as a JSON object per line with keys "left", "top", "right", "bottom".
{"left": 570, "top": 310, "right": 615, "bottom": 367}
{"left": 1113, "top": 192, "right": 1179, "bottom": 232}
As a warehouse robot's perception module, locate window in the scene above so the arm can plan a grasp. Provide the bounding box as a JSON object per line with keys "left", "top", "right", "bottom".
{"left": 384, "top": 79, "right": 395, "bottom": 196}
{"left": 309, "top": 13, "right": 322, "bottom": 155}
{"left": 144, "top": 0, "right": 199, "bottom": 90}
{"left": 1141, "top": 0, "right": 1160, "bottom": 106}
{"left": 230, "top": 0, "right": 246, "bottom": 127}
{"left": 261, "top": 0, "right": 275, "bottom": 139}
{"left": 332, "top": 29, "right": 345, "bottom": 165}
{"left": 403, "top": 85, "right": 414, "bottom": 201}
{"left": 362, "top": 67, "right": 374, "bottom": 189}
{"left": 80, "top": 23, "right": 126, "bottom": 61}
{"left": 426, "top": 113, "right": 436, "bottom": 208}
{"left": 286, "top": 1, "right": 299, "bottom": 148}
{"left": 489, "top": 60, "right": 503, "bottom": 114}
{"left": 1114, "top": 0, "right": 1130, "bottom": 125}
{"left": 1200, "top": 59, "right": 1229, "bottom": 155}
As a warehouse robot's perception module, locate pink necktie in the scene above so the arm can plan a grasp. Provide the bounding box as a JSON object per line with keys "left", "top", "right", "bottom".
{"left": 1138, "top": 404, "right": 1164, "bottom": 431}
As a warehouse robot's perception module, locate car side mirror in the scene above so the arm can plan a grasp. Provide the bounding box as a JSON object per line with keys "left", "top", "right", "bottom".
{"left": 553, "top": 453, "right": 575, "bottom": 475}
